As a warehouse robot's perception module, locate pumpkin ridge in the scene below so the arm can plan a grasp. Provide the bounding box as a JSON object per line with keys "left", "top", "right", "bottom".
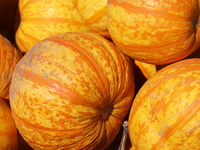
{"left": 14, "top": 66, "right": 100, "bottom": 108}
{"left": 108, "top": 0, "right": 191, "bottom": 20}
{"left": 46, "top": 34, "right": 112, "bottom": 101}
{"left": 16, "top": 28, "right": 39, "bottom": 53}
{"left": 129, "top": 67, "right": 200, "bottom": 124}
{"left": 22, "top": 18, "right": 88, "bottom": 25}
{"left": 151, "top": 97, "right": 200, "bottom": 149}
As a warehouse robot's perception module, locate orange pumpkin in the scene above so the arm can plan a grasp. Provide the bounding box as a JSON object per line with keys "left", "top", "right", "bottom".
{"left": 107, "top": 0, "right": 200, "bottom": 65}
{"left": 0, "top": 97, "right": 18, "bottom": 150}
{"left": 0, "top": 34, "right": 22, "bottom": 99}
{"left": 72, "top": 0, "right": 110, "bottom": 38}
{"left": 128, "top": 58, "right": 200, "bottom": 149}
{"left": 10, "top": 32, "right": 135, "bottom": 149}
{"left": 15, "top": 0, "right": 93, "bottom": 53}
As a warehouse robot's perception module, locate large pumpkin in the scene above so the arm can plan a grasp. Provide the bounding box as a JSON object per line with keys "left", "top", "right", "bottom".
{"left": 15, "top": 0, "right": 93, "bottom": 53}
{"left": 72, "top": 0, "right": 110, "bottom": 38}
{"left": 0, "top": 97, "right": 18, "bottom": 150}
{"left": 0, "top": 34, "right": 22, "bottom": 99}
{"left": 128, "top": 58, "right": 200, "bottom": 149}
{"left": 107, "top": 0, "right": 200, "bottom": 65}
{"left": 10, "top": 32, "right": 135, "bottom": 149}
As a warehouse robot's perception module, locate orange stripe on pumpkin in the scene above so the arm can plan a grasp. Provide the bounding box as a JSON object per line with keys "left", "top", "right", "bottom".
{"left": 151, "top": 96, "right": 200, "bottom": 149}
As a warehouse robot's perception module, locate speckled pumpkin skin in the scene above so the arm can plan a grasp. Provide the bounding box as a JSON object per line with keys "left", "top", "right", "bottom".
{"left": 10, "top": 32, "right": 135, "bottom": 150}
{"left": 107, "top": 0, "right": 200, "bottom": 65}
{"left": 0, "top": 34, "right": 22, "bottom": 99}
{"left": 128, "top": 58, "right": 200, "bottom": 150}
{"left": 72, "top": 0, "right": 110, "bottom": 38}
{"left": 15, "top": 0, "right": 93, "bottom": 53}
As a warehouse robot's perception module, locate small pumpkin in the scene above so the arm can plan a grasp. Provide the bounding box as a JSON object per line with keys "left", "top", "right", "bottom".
{"left": 0, "top": 97, "right": 18, "bottom": 150}
{"left": 107, "top": 0, "right": 200, "bottom": 65}
{"left": 128, "top": 58, "right": 200, "bottom": 149}
{"left": 10, "top": 32, "right": 135, "bottom": 149}
{"left": 15, "top": 0, "right": 93, "bottom": 53}
{"left": 72, "top": 0, "right": 110, "bottom": 38}
{"left": 0, "top": 34, "right": 22, "bottom": 99}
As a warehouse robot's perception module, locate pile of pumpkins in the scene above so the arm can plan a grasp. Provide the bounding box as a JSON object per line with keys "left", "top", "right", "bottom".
{"left": 0, "top": 0, "right": 200, "bottom": 149}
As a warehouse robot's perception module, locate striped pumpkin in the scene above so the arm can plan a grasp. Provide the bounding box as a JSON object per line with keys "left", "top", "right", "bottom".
{"left": 107, "top": 0, "right": 200, "bottom": 65}
{"left": 15, "top": 0, "right": 93, "bottom": 53}
{"left": 0, "top": 34, "right": 22, "bottom": 100}
{"left": 10, "top": 32, "right": 135, "bottom": 149}
{"left": 128, "top": 58, "right": 200, "bottom": 149}
{"left": 72, "top": 0, "right": 110, "bottom": 38}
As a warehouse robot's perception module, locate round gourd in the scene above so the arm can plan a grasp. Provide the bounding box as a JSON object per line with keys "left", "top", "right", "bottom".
{"left": 72, "top": 0, "right": 110, "bottom": 38}
{"left": 128, "top": 58, "right": 200, "bottom": 149}
{"left": 107, "top": 0, "right": 200, "bottom": 65}
{"left": 0, "top": 34, "right": 22, "bottom": 99}
{"left": 10, "top": 32, "right": 135, "bottom": 149}
{"left": 0, "top": 97, "right": 18, "bottom": 150}
{"left": 15, "top": 0, "right": 93, "bottom": 53}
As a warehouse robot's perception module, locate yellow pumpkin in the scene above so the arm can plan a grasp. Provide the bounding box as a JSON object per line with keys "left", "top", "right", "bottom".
{"left": 15, "top": 0, "right": 93, "bottom": 53}
{"left": 128, "top": 58, "right": 200, "bottom": 149}
{"left": 10, "top": 32, "right": 135, "bottom": 149}
{"left": 107, "top": 0, "right": 200, "bottom": 65}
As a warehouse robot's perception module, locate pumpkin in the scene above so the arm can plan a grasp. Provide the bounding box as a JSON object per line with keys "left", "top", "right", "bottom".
{"left": 0, "top": 34, "right": 22, "bottom": 99}
{"left": 15, "top": 0, "right": 93, "bottom": 53}
{"left": 134, "top": 60, "right": 157, "bottom": 79}
{"left": 107, "top": 0, "right": 200, "bottom": 65}
{"left": 10, "top": 32, "right": 135, "bottom": 149}
{"left": 128, "top": 58, "right": 200, "bottom": 149}
{"left": 72, "top": 0, "right": 110, "bottom": 38}
{"left": 0, "top": 97, "right": 18, "bottom": 150}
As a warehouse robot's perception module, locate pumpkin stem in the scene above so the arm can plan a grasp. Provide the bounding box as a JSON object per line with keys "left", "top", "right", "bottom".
{"left": 118, "top": 121, "right": 129, "bottom": 150}
{"left": 101, "top": 105, "right": 112, "bottom": 120}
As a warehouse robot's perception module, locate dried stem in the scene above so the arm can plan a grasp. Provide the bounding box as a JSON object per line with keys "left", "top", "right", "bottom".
{"left": 118, "top": 120, "right": 129, "bottom": 150}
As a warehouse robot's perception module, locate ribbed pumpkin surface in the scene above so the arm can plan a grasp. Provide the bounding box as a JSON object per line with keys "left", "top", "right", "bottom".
{"left": 72, "top": 0, "right": 110, "bottom": 38}
{"left": 128, "top": 58, "right": 200, "bottom": 150}
{"left": 107, "top": 0, "right": 200, "bottom": 65}
{"left": 10, "top": 32, "right": 135, "bottom": 150}
{"left": 0, "top": 34, "right": 22, "bottom": 99}
{"left": 15, "top": 0, "right": 93, "bottom": 53}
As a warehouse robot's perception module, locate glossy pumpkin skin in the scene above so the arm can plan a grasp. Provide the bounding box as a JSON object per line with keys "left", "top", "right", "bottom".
{"left": 10, "top": 32, "right": 135, "bottom": 150}
{"left": 72, "top": 0, "right": 110, "bottom": 38}
{"left": 0, "top": 34, "right": 22, "bottom": 99}
{"left": 128, "top": 58, "right": 200, "bottom": 150}
{"left": 107, "top": 0, "right": 200, "bottom": 65}
{"left": 0, "top": 97, "right": 18, "bottom": 150}
{"left": 15, "top": 0, "right": 93, "bottom": 53}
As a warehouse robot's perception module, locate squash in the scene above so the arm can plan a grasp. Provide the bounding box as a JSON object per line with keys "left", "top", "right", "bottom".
{"left": 0, "top": 34, "right": 22, "bottom": 99}
{"left": 134, "top": 60, "right": 157, "bottom": 79}
{"left": 10, "top": 32, "right": 135, "bottom": 149}
{"left": 107, "top": 0, "right": 200, "bottom": 65}
{"left": 15, "top": 0, "right": 93, "bottom": 53}
{"left": 128, "top": 58, "right": 200, "bottom": 149}
{"left": 72, "top": 0, "right": 110, "bottom": 38}
{"left": 0, "top": 97, "right": 18, "bottom": 150}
